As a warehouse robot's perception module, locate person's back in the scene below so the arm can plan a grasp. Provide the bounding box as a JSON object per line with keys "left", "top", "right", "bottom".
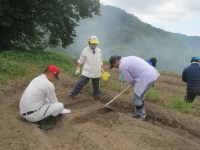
{"left": 19, "top": 74, "right": 56, "bottom": 114}
{"left": 182, "top": 63, "right": 200, "bottom": 87}
{"left": 182, "top": 56, "right": 200, "bottom": 103}
{"left": 120, "top": 56, "right": 159, "bottom": 86}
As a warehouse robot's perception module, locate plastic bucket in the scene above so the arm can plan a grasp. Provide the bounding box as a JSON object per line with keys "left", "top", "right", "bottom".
{"left": 101, "top": 72, "right": 110, "bottom": 81}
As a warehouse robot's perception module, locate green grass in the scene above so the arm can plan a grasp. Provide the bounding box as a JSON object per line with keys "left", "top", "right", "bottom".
{"left": 145, "top": 89, "right": 161, "bottom": 103}
{"left": 0, "top": 49, "right": 76, "bottom": 85}
{"left": 164, "top": 96, "right": 200, "bottom": 115}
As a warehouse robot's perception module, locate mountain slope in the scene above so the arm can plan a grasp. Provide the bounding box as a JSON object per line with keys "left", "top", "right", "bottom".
{"left": 59, "top": 5, "right": 199, "bottom": 73}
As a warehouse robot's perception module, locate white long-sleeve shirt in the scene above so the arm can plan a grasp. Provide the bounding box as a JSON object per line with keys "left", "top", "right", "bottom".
{"left": 19, "top": 74, "right": 58, "bottom": 114}
{"left": 119, "top": 56, "right": 160, "bottom": 97}
{"left": 78, "top": 46, "right": 103, "bottom": 78}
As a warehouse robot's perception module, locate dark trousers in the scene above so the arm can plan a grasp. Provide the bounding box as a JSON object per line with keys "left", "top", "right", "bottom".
{"left": 71, "top": 75, "right": 100, "bottom": 97}
{"left": 185, "top": 86, "right": 200, "bottom": 103}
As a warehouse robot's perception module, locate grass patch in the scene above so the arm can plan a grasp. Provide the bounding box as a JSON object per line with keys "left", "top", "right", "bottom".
{"left": 145, "top": 89, "right": 161, "bottom": 103}
{"left": 0, "top": 49, "right": 76, "bottom": 86}
{"left": 163, "top": 96, "right": 200, "bottom": 115}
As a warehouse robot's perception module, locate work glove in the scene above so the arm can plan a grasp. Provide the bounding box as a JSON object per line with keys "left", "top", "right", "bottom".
{"left": 75, "top": 68, "right": 80, "bottom": 76}
{"left": 101, "top": 67, "right": 104, "bottom": 72}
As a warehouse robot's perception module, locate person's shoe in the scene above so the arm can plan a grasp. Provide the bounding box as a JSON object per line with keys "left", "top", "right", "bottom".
{"left": 68, "top": 94, "right": 74, "bottom": 102}
{"left": 38, "top": 121, "right": 53, "bottom": 130}
{"left": 128, "top": 108, "right": 139, "bottom": 118}
{"left": 137, "top": 106, "right": 146, "bottom": 121}
{"left": 128, "top": 107, "right": 146, "bottom": 121}
{"left": 94, "top": 95, "right": 100, "bottom": 101}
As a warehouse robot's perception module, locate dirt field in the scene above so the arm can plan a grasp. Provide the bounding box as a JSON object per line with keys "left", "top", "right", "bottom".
{"left": 1, "top": 64, "right": 200, "bottom": 150}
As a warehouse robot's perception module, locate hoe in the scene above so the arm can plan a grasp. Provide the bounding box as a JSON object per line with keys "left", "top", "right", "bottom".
{"left": 104, "top": 85, "right": 130, "bottom": 108}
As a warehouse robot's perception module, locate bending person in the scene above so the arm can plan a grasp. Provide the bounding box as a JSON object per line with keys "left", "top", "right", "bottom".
{"left": 109, "top": 55, "right": 160, "bottom": 120}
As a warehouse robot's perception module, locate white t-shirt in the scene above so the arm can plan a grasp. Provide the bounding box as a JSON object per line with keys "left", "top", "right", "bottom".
{"left": 19, "top": 74, "right": 58, "bottom": 114}
{"left": 78, "top": 46, "right": 103, "bottom": 78}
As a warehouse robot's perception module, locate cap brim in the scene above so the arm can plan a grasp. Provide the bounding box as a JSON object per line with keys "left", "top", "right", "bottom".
{"left": 55, "top": 74, "right": 60, "bottom": 80}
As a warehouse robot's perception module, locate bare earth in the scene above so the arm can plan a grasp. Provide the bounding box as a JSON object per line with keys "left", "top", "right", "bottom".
{"left": 1, "top": 64, "right": 200, "bottom": 150}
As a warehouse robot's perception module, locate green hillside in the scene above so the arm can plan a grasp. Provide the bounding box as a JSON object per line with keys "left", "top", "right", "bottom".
{"left": 0, "top": 50, "right": 76, "bottom": 85}
{"left": 59, "top": 5, "right": 198, "bottom": 74}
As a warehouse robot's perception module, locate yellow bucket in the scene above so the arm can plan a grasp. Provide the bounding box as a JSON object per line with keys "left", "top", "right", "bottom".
{"left": 101, "top": 71, "right": 110, "bottom": 81}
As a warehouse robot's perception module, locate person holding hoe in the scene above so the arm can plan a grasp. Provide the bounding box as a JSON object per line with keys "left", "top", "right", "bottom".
{"left": 68, "top": 35, "right": 104, "bottom": 101}
{"left": 119, "top": 57, "right": 157, "bottom": 87}
{"left": 109, "top": 55, "right": 160, "bottom": 120}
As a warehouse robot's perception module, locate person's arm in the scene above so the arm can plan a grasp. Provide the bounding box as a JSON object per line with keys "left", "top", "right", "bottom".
{"left": 182, "top": 71, "right": 187, "bottom": 82}
{"left": 75, "top": 51, "right": 85, "bottom": 75}
{"left": 46, "top": 83, "right": 58, "bottom": 103}
{"left": 75, "top": 63, "right": 82, "bottom": 75}
{"left": 120, "top": 68, "right": 135, "bottom": 87}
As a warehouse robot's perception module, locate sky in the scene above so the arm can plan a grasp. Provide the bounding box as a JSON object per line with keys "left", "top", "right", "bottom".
{"left": 100, "top": 0, "right": 200, "bottom": 36}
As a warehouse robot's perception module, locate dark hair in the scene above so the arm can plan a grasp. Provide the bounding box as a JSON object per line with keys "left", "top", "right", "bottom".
{"left": 150, "top": 57, "right": 157, "bottom": 67}
{"left": 109, "top": 55, "right": 122, "bottom": 69}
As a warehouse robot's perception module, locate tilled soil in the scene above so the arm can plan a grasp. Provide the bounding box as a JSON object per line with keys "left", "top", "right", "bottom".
{"left": 0, "top": 65, "right": 200, "bottom": 150}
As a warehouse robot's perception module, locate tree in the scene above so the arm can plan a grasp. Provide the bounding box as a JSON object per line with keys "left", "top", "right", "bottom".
{"left": 0, "top": 0, "right": 101, "bottom": 50}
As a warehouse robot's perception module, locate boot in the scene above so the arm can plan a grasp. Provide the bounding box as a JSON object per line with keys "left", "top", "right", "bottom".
{"left": 128, "top": 107, "right": 139, "bottom": 118}
{"left": 38, "top": 120, "right": 53, "bottom": 130}
{"left": 137, "top": 106, "right": 146, "bottom": 121}
{"left": 68, "top": 94, "right": 74, "bottom": 102}
{"left": 38, "top": 115, "right": 54, "bottom": 130}
{"left": 94, "top": 95, "right": 100, "bottom": 101}
{"left": 128, "top": 106, "right": 146, "bottom": 121}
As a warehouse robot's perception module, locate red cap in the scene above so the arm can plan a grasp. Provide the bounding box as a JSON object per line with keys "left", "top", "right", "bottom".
{"left": 47, "top": 65, "right": 60, "bottom": 80}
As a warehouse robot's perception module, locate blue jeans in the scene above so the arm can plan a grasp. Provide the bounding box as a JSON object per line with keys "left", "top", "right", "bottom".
{"left": 132, "top": 81, "right": 155, "bottom": 106}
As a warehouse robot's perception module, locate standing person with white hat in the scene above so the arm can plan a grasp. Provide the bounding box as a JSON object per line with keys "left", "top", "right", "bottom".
{"left": 68, "top": 36, "right": 104, "bottom": 101}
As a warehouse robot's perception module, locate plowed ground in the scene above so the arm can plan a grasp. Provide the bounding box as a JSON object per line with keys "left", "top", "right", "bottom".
{"left": 1, "top": 64, "right": 200, "bottom": 150}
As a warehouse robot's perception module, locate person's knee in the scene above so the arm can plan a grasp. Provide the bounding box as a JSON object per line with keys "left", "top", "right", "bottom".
{"left": 52, "top": 103, "right": 64, "bottom": 117}
{"left": 58, "top": 103, "right": 64, "bottom": 111}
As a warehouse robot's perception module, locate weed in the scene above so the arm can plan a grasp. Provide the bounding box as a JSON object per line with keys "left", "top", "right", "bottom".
{"left": 145, "top": 89, "right": 161, "bottom": 102}
{"left": 163, "top": 96, "right": 200, "bottom": 115}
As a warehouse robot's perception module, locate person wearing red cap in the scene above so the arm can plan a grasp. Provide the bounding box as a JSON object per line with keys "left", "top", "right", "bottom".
{"left": 19, "top": 65, "right": 66, "bottom": 130}
{"left": 68, "top": 36, "right": 104, "bottom": 101}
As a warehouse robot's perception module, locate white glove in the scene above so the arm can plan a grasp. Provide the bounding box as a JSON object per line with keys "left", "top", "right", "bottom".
{"left": 101, "top": 67, "right": 104, "bottom": 72}
{"left": 75, "top": 68, "right": 80, "bottom": 75}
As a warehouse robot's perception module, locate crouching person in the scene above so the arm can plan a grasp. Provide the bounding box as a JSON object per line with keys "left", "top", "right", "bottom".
{"left": 19, "top": 65, "right": 64, "bottom": 130}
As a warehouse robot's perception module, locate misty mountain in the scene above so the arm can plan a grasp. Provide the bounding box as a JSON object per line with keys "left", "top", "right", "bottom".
{"left": 173, "top": 33, "right": 200, "bottom": 51}
{"left": 58, "top": 5, "right": 199, "bottom": 74}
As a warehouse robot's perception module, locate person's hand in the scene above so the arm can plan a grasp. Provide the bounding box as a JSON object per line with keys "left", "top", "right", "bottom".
{"left": 101, "top": 67, "right": 104, "bottom": 72}
{"left": 75, "top": 68, "right": 80, "bottom": 76}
